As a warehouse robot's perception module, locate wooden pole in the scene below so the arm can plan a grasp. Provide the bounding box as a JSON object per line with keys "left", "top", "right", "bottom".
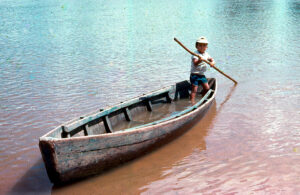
{"left": 174, "top": 38, "right": 238, "bottom": 84}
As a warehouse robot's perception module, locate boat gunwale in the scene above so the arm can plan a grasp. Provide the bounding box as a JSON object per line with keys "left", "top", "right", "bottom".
{"left": 40, "top": 79, "right": 217, "bottom": 142}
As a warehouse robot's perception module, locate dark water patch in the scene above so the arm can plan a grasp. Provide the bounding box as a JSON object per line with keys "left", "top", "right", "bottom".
{"left": 9, "top": 159, "right": 52, "bottom": 194}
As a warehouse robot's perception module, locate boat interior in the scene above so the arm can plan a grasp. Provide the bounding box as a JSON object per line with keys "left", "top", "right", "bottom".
{"left": 44, "top": 78, "right": 216, "bottom": 139}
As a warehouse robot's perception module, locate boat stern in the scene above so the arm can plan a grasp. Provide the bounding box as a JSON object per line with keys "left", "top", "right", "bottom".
{"left": 39, "top": 137, "right": 62, "bottom": 183}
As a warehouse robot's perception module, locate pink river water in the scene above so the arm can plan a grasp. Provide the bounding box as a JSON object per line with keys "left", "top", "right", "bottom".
{"left": 0, "top": 0, "right": 299, "bottom": 194}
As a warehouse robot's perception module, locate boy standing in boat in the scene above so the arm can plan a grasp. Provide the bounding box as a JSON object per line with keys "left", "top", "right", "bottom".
{"left": 190, "top": 37, "right": 215, "bottom": 103}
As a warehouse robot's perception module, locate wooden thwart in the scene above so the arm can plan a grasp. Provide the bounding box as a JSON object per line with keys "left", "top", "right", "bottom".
{"left": 146, "top": 100, "right": 153, "bottom": 111}
{"left": 103, "top": 116, "right": 113, "bottom": 133}
{"left": 123, "top": 107, "right": 132, "bottom": 121}
{"left": 84, "top": 124, "right": 89, "bottom": 136}
{"left": 61, "top": 126, "right": 70, "bottom": 138}
{"left": 166, "top": 93, "right": 172, "bottom": 103}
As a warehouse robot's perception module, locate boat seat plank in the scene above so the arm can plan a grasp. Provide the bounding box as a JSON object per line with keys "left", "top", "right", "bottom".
{"left": 166, "top": 93, "right": 172, "bottom": 103}
{"left": 173, "top": 80, "right": 190, "bottom": 100}
{"left": 84, "top": 124, "right": 89, "bottom": 136}
{"left": 123, "top": 107, "right": 132, "bottom": 121}
{"left": 146, "top": 100, "right": 153, "bottom": 111}
{"left": 61, "top": 126, "right": 70, "bottom": 138}
{"left": 103, "top": 116, "right": 113, "bottom": 133}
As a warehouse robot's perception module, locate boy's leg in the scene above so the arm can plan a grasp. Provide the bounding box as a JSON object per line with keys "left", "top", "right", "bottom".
{"left": 201, "top": 82, "right": 210, "bottom": 96}
{"left": 190, "top": 84, "right": 198, "bottom": 104}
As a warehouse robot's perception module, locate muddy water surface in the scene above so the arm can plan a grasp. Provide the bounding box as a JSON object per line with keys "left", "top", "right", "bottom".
{"left": 0, "top": 0, "right": 299, "bottom": 194}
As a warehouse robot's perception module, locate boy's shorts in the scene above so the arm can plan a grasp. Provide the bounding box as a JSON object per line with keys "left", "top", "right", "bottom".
{"left": 190, "top": 74, "right": 208, "bottom": 86}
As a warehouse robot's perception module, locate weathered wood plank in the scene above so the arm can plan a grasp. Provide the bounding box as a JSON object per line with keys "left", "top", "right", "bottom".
{"left": 61, "top": 126, "right": 69, "bottom": 138}
{"left": 84, "top": 124, "right": 89, "bottom": 136}
{"left": 123, "top": 107, "right": 132, "bottom": 121}
{"left": 146, "top": 100, "right": 153, "bottom": 111}
{"left": 166, "top": 93, "right": 172, "bottom": 103}
{"left": 103, "top": 116, "right": 113, "bottom": 133}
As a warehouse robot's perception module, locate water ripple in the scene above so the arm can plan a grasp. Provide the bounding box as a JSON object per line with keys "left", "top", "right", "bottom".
{"left": 1, "top": 0, "right": 300, "bottom": 194}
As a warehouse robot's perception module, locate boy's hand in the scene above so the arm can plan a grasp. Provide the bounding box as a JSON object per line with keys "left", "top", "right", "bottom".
{"left": 197, "top": 55, "right": 203, "bottom": 62}
{"left": 208, "top": 57, "right": 215, "bottom": 67}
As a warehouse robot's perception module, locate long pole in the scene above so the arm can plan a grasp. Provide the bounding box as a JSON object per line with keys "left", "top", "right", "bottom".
{"left": 174, "top": 38, "right": 238, "bottom": 84}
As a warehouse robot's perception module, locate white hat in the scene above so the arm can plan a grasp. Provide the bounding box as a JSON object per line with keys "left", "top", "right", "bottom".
{"left": 196, "top": 36, "right": 208, "bottom": 44}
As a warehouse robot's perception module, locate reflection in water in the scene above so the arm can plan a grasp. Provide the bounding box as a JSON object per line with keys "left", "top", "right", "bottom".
{"left": 217, "top": 84, "right": 237, "bottom": 112}
{"left": 52, "top": 102, "right": 217, "bottom": 194}
{"left": 9, "top": 160, "right": 52, "bottom": 194}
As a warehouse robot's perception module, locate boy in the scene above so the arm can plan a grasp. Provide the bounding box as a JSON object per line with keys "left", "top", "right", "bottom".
{"left": 190, "top": 37, "right": 215, "bottom": 103}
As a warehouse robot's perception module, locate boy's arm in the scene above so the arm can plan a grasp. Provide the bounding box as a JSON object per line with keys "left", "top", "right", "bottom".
{"left": 192, "top": 56, "right": 203, "bottom": 66}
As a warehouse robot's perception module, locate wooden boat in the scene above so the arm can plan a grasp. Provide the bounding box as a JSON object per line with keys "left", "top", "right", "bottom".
{"left": 39, "top": 78, "right": 217, "bottom": 183}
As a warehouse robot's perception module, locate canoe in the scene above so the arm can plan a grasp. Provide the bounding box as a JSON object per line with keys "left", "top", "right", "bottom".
{"left": 39, "top": 78, "right": 217, "bottom": 183}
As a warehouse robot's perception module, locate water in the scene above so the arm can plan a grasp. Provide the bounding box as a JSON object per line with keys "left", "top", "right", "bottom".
{"left": 0, "top": 0, "right": 299, "bottom": 194}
